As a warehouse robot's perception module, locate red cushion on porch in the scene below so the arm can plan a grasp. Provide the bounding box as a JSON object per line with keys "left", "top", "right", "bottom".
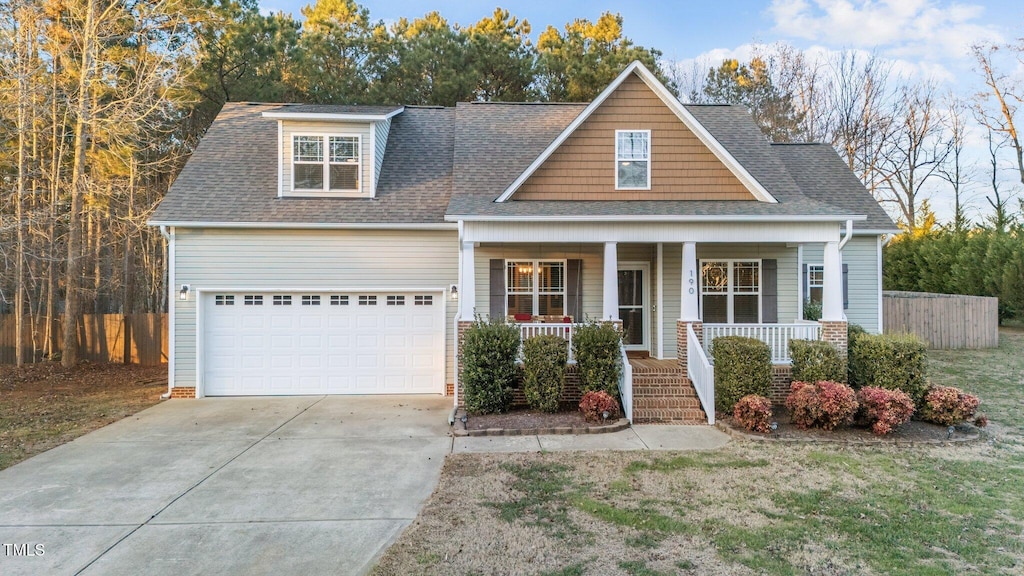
{"left": 514, "top": 313, "right": 533, "bottom": 322}
{"left": 563, "top": 316, "right": 572, "bottom": 323}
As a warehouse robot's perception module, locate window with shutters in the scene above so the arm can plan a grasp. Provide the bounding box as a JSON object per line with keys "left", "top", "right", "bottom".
{"left": 506, "top": 260, "right": 565, "bottom": 317}
{"left": 700, "top": 260, "right": 760, "bottom": 323}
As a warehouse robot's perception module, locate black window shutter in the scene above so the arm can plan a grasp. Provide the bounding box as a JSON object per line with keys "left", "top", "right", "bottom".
{"left": 489, "top": 259, "right": 504, "bottom": 320}
{"left": 842, "top": 263, "right": 849, "bottom": 310}
{"left": 762, "top": 259, "right": 778, "bottom": 323}
{"left": 566, "top": 259, "right": 582, "bottom": 321}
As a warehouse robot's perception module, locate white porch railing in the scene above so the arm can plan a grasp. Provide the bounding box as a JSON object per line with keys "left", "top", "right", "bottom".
{"left": 619, "top": 343, "right": 633, "bottom": 423}
{"left": 518, "top": 323, "right": 578, "bottom": 363}
{"left": 687, "top": 323, "right": 715, "bottom": 425}
{"left": 703, "top": 322, "right": 821, "bottom": 364}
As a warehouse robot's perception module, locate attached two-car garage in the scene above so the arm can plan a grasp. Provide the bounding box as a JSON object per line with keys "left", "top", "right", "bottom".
{"left": 200, "top": 291, "right": 445, "bottom": 396}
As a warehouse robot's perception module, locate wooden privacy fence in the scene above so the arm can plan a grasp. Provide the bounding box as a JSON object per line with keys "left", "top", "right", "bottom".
{"left": 883, "top": 291, "right": 998, "bottom": 349}
{"left": 0, "top": 313, "right": 167, "bottom": 365}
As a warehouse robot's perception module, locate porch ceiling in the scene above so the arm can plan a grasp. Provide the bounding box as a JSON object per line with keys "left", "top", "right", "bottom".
{"left": 462, "top": 220, "right": 845, "bottom": 244}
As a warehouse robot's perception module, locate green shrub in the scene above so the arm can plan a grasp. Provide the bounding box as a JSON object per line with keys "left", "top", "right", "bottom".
{"left": 573, "top": 321, "right": 622, "bottom": 396}
{"left": 460, "top": 319, "right": 520, "bottom": 414}
{"left": 712, "top": 336, "right": 772, "bottom": 413}
{"left": 522, "top": 335, "right": 568, "bottom": 413}
{"left": 848, "top": 332, "right": 928, "bottom": 404}
{"left": 803, "top": 300, "right": 822, "bottom": 321}
{"left": 789, "top": 339, "right": 845, "bottom": 383}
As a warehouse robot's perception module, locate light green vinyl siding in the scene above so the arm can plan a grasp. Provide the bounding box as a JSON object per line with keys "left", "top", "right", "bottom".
{"left": 281, "top": 120, "right": 373, "bottom": 196}
{"left": 802, "top": 235, "right": 881, "bottom": 333}
{"left": 172, "top": 228, "right": 458, "bottom": 389}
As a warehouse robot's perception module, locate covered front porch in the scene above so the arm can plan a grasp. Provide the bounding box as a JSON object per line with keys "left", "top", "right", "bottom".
{"left": 455, "top": 220, "right": 852, "bottom": 424}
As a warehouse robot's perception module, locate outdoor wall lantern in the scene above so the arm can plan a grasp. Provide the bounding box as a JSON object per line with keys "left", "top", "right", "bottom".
{"left": 179, "top": 284, "right": 190, "bottom": 301}
{"left": 450, "top": 284, "right": 458, "bottom": 299}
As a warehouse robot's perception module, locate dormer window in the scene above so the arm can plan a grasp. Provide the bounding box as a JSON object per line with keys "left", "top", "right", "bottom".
{"left": 615, "top": 130, "right": 650, "bottom": 190}
{"left": 292, "top": 134, "right": 361, "bottom": 192}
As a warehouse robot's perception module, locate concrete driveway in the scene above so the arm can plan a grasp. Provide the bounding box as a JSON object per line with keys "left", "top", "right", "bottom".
{"left": 0, "top": 396, "right": 453, "bottom": 576}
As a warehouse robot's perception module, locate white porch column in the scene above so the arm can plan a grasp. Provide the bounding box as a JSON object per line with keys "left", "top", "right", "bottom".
{"left": 680, "top": 241, "right": 699, "bottom": 321}
{"left": 603, "top": 241, "right": 619, "bottom": 320}
{"left": 822, "top": 240, "right": 843, "bottom": 321}
{"left": 459, "top": 240, "right": 476, "bottom": 319}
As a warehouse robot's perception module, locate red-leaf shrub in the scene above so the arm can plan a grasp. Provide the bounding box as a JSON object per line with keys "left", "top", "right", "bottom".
{"left": 857, "top": 386, "right": 915, "bottom": 435}
{"left": 579, "top": 391, "right": 620, "bottom": 423}
{"left": 785, "top": 380, "right": 858, "bottom": 431}
{"left": 733, "top": 395, "right": 773, "bottom": 433}
{"left": 919, "top": 385, "right": 980, "bottom": 426}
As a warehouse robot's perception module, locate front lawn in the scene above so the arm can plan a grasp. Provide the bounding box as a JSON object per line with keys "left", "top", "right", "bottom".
{"left": 373, "top": 330, "right": 1024, "bottom": 575}
{"left": 0, "top": 362, "right": 167, "bottom": 470}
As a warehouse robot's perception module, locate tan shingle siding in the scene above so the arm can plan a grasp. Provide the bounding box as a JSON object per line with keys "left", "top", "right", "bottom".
{"left": 513, "top": 74, "right": 755, "bottom": 201}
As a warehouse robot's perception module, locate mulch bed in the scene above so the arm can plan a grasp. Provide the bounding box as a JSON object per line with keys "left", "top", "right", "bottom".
{"left": 464, "top": 409, "right": 588, "bottom": 431}
{"left": 719, "top": 407, "right": 984, "bottom": 444}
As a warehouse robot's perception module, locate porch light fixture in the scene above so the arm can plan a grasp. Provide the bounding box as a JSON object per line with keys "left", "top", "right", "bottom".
{"left": 179, "top": 284, "right": 190, "bottom": 301}
{"left": 450, "top": 284, "right": 458, "bottom": 299}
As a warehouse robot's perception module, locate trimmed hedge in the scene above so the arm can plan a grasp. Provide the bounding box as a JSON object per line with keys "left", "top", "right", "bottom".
{"left": 522, "top": 335, "right": 568, "bottom": 413}
{"left": 848, "top": 332, "right": 928, "bottom": 405}
{"left": 460, "top": 319, "right": 520, "bottom": 414}
{"left": 573, "top": 321, "right": 622, "bottom": 396}
{"left": 789, "top": 339, "right": 845, "bottom": 383}
{"left": 712, "top": 336, "right": 772, "bottom": 413}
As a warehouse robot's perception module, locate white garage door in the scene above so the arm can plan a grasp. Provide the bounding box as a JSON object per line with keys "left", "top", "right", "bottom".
{"left": 202, "top": 291, "right": 444, "bottom": 395}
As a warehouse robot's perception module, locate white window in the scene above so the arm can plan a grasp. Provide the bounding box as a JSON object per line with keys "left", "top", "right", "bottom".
{"left": 387, "top": 295, "right": 405, "bottom": 306}
{"left": 215, "top": 295, "right": 234, "bottom": 306}
{"left": 292, "top": 134, "right": 360, "bottom": 193}
{"left": 506, "top": 260, "right": 565, "bottom": 317}
{"left": 700, "top": 260, "right": 761, "bottom": 323}
{"left": 806, "top": 265, "right": 824, "bottom": 304}
{"left": 301, "top": 295, "right": 321, "bottom": 306}
{"left": 330, "top": 295, "right": 349, "bottom": 306}
{"left": 273, "top": 295, "right": 292, "bottom": 306}
{"left": 615, "top": 130, "right": 650, "bottom": 190}
{"left": 414, "top": 295, "right": 433, "bottom": 306}
{"left": 244, "top": 295, "right": 263, "bottom": 306}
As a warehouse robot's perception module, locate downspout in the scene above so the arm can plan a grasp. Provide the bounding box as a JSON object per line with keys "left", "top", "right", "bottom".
{"left": 838, "top": 219, "right": 853, "bottom": 322}
{"left": 159, "top": 225, "right": 174, "bottom": 400}
{"left": 838, "top": 219, "right": 853, "bottom": 250}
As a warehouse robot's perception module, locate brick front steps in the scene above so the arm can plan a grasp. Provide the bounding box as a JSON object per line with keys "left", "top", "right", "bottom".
{"left": 630, "top": 360, "right": 708, "bottom": 424}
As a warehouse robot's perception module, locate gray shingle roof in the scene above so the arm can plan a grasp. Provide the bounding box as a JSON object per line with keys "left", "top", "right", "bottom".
{"left": 152, "top": 99, "right": 895, "bottom": 229}
{"left": 151, "top": 103, "right": 453, "bottom": 224}
{"left": 772, "top": 143, "right": 897, "bottom": 231}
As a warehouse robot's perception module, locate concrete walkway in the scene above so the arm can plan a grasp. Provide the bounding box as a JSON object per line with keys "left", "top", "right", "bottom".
{"left": 0, "top": 398, "right": 729, "bottom": 576}
{"left": 453, "top": 424, "right": 730, "bottom": 453}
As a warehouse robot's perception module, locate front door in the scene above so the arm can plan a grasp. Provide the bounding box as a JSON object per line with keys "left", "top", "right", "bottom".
{"left": 617, "top": 263, "right": 649, "bottom": 350}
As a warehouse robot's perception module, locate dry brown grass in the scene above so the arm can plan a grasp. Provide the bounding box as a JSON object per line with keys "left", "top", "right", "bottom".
{"left": 0, "top": 362, "right": 166, "bottom": 470}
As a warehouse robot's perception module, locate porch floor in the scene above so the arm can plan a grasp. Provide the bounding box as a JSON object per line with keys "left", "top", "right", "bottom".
{"left": 628, "top": 357, "right": 681, "bottom": 373}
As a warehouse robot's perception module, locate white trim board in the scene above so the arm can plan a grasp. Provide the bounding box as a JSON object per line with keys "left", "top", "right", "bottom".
{"left": 262, "top": 108, "right": 405, "bottom": 121}
{"left": 147, "top": 221, "right": 458, "bottom": 230}
{"left": 494, "top": 61, "right": 778, "bottom": 204}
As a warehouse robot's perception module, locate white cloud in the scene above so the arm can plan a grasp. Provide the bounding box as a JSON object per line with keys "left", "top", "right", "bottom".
{"left": 767, "top": 0, "right": 1003, "bottom": 60}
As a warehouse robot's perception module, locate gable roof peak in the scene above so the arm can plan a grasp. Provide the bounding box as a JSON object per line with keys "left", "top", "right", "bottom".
{"left": 494, "top": 61, "right": 779, "bottom": 204}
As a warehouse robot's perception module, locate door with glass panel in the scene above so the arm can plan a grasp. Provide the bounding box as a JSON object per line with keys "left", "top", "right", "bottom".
{"left": 617, "top": 264, "right": 649, "bottom": 350}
